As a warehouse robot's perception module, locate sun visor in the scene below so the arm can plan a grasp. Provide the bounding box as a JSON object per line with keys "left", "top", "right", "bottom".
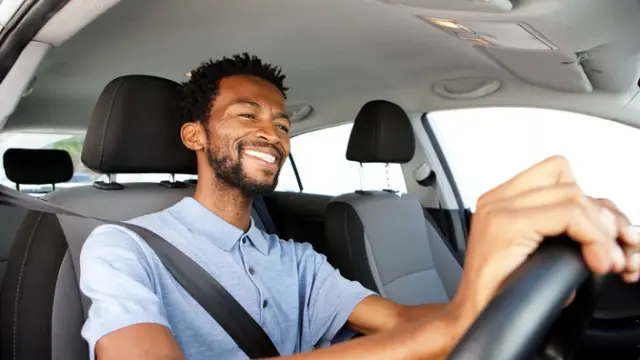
{"left": 476, "top": 47, "right": 593, "bottom": 93}
{"left": 582, "top": 43, "right": 640, "bottom": 92}
{"left": 0, "top": 41, "right": 51, "bottom": 131}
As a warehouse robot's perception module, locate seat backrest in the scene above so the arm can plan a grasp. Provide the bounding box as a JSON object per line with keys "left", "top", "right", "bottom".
{"left": 0, "top": 75, "right": 202, "bottom": 360}
{"left": 0, "top": 148, "right": 74, "bottom": 285}
{"left": 324, "top": 100, "right": 461, "bottom": 305}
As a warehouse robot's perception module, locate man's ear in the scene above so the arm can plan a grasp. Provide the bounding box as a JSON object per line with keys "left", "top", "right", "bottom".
{"left": 180, "top": 121, "right": 205, "bottom": 151}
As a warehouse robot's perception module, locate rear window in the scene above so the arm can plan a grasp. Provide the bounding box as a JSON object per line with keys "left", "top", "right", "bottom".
{"left": 0, "top": 132, "right": 195, "bottom": 195}
{"left": 276, "top": 123, "right": 408, "bottom": 195}
{"left": 0, "top": 132, "right": 100, "bottom": 195}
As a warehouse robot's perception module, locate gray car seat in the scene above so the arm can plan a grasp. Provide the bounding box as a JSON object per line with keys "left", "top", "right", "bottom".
{"left": 324, "top": 100, "right": 462, "bottom": 305}
{"left": 0, "top": 148, "right": 74, "bottom": 285}
{"left": 0, "top": 74, "right": 235, "bottom": 360}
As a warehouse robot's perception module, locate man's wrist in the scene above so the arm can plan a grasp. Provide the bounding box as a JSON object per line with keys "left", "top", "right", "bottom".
{"left": 408, "top": 300, "right": 477, "bottom": 358}
{"left": 444, "top": 293, "right": 479, "bottom": 347}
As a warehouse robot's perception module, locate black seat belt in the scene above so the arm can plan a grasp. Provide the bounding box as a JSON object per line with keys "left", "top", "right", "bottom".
{"left": 0, "top": 185, "right": 280, "bottom": 359}
{"left": 253, "top": 196, "right": 278, "bottom": 235}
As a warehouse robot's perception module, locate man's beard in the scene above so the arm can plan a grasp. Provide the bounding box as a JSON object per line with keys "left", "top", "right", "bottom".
{"left": 205, "top": 141, "right": 281, "bottom": 197}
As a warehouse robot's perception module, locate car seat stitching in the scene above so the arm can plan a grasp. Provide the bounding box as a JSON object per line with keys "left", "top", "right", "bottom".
{"left": 13, "top": 213, "right": 44, "bottom": 360}
{"left": 99, "top": 79, "right": 126, "bottom": 168}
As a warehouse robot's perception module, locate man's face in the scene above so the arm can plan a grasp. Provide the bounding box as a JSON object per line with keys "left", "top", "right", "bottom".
{"left": 202, "top": 75, "right": 290, "bottom": 195}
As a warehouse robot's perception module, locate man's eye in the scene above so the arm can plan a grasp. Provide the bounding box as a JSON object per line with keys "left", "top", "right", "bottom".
{"left": 276, "top": 124, "right": 290, "bottom": 133}
{"left": 239, "top": 113, "right": 256, "bottom": 119}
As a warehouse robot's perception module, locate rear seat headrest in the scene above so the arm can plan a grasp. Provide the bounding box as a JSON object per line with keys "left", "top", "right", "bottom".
{"left": 81, "top": 75, "right": 197, "bottom": 175}
{"left": 3, "top": 148, "right": 73, "bottom": 185}
{"left": 346, "top": 100, "right": 415, "bottom": 164}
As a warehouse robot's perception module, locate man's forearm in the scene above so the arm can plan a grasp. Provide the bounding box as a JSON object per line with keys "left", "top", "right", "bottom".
{"left": 262, "top": 306, "right": 468, "bottom": 360}
{"left": 345, "top": 295, "right": 451, "bottom": 336}
{"left": 397, "top": 302, "right": 449, "bottom": 325}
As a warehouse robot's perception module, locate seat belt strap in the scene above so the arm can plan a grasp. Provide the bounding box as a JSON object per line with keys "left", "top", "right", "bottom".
{"left": 253, "top": 196, "right": 278, "bottom": 235}
{"left": 0, "top": 185, "right": 281, "bottom": 359}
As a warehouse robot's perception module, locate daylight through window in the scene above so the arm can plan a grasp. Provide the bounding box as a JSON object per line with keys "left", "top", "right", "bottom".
{"left": 427, "top": 107, "right": 640, "bottom": 224}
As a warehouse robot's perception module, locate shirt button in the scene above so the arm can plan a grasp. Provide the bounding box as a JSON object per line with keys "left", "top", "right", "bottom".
{"left": 262, "top": 299, "right": 268, "bottom": 308}
{"left": 248, "top": 267, "right": 255, "bottom": 275}
{"left": 242, "top": 238, "right": 247, "bottom": 244}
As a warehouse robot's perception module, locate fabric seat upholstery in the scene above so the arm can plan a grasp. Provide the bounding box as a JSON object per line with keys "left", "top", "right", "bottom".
{"left": 324, "top": 100, "right": 462, "bottom": 305}
{"left": 0, "top": 149, "right": 74, "bottom": 286}
{"left": 0, "top": 75, "right": 277, "bottom": 360}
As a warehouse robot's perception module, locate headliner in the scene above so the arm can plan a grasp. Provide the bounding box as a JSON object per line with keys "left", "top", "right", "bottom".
{"left": 5, "top": 0, "right": 640, "bottom": 134}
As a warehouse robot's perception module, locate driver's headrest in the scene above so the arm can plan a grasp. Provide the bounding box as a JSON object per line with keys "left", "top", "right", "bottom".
{"left": 346, "top": 100, "right": 415, "bottom": 164}
{"left": 81, "top": 75, "right": 197, "bottom": 175}
{"left": 3, "top": 148, "right": 73, "bottom": 185}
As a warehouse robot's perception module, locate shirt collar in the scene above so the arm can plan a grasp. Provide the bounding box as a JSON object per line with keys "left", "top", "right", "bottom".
{"left": 168, "top": 197, "right": 269, "bottom": 255}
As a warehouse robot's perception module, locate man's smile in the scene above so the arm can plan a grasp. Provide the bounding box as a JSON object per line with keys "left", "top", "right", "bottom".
{"left": 243, "top": 148, "right": 280, "bottom": 167}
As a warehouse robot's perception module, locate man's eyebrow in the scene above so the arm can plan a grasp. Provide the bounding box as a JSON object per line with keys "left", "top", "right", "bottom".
{"left": 277, "top": 112, "right": 291, "bottom": 124}
{"left": 230, "top": 99, "right": 261, "bottom": 108}
{"left": 231, "top": 99, "right": 290, "bottom": 123}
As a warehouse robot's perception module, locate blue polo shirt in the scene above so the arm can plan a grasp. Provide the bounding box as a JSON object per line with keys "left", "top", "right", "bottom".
{"left": 79, "top": 197, "right": 375, "bottom": 359}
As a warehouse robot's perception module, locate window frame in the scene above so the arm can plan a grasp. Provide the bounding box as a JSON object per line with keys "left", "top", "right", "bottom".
{"left": 416, "top": 112, "right": 469, "bottom": 252}
{"left": 0, "top": 131, "right": 99, "bottom": 193}
{"left": 419, "top": 106, "right": 640, "bottom": 227}
{"left": 286, "top": 153, "right": 303, "bottom": 192}
{"left": 276, "top": 122, "right": 409, "bottom": 196}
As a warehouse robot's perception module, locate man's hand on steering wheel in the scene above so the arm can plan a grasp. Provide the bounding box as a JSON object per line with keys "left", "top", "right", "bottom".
{"left": 450, "top": 155, "right": 640, "bottom": 327}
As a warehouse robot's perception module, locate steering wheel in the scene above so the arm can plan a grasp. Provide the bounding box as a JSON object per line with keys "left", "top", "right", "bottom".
{"left": 449, "top": 236, "right": 605, "bottom": 360}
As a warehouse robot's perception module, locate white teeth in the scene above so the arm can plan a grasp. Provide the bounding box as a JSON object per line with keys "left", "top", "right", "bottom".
{"left": 245, "top": 149, "right": 276, "bottom": 163}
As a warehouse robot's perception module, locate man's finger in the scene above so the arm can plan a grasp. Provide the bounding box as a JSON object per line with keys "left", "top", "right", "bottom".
{"left": 491, "top": 183, "right": 585, "bottom": 209}
{"left": 592, "top": 198, "right": 640, "bottom": 247}
{"left": 622, "top": 270, "right": 640, "bottom": 283}
{"left": 508, "top": 202, "right": 622, "bottom": 274}
{"left": 478, "top": 156, "right": 578, "bottom": 206}
{"left": 488, "top": 185, "right": 617, "bottom": 242}
{"left": 624, "top": 250, "right": 640, "bottom": 274}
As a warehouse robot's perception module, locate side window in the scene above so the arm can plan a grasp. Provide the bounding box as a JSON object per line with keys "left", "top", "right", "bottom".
{"left": 0, "top": 132, "right": 100, "bottom": 195}
{"left": 427, "top": 107, "right": 640, "bottom": 224}
{"left": 276, "top": 123, "right": 408, "bottom": 196}
{"left": 0, "top": 132, "right": 196, "bottom": 194}
{"left": 116, "top": 173, "right": 197, "bottom": 183}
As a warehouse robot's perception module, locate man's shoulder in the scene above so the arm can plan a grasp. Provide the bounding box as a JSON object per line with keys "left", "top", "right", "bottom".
{"left": 82, "top": 207, "right": 174, "bottom": 259}
{"left": 265, "top": 233, "right": 324, "bottom": 262}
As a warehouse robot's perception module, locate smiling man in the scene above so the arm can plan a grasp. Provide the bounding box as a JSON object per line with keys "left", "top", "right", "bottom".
{"left": 79, "top": 53, "right": 640, "bottom": 360}
{"left": 79, "top": 54, "right": 381, "bottom": 360}
{"left": 180, "top": 68, "right": 292, "bottom": 228}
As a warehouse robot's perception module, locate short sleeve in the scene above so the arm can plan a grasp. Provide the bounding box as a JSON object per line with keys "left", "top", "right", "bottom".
{"left": 79, "top": 225, "right": 171, "bottom": 359}
{"left": 295, "top": 242, "right": 376, "bottom": 348}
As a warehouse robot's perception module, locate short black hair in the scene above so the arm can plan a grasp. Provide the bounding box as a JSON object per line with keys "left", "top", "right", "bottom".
{"left": 178, "top": 52, "right": 288, "bottom": 124}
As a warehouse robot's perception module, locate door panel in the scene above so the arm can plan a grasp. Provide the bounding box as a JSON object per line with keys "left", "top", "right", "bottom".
{"left": 263, "top": 191, "right": 331, "bottom": 256}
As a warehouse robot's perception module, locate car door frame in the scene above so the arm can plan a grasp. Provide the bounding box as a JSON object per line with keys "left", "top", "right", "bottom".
{"left": 408, "top": 112, "right": 470, "bottom": 259}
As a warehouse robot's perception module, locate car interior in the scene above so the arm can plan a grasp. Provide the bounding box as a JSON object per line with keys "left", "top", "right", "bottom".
{"left": 1, "top": 0, "right": 640, "bottom": 359}
{"left": 0, "top": 147, "right": 74, "bottom": 282}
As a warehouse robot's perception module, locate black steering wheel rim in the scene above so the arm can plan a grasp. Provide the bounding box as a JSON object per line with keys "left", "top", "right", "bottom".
{"left": 449, "top": 237, "right": 603, "bottom": 360}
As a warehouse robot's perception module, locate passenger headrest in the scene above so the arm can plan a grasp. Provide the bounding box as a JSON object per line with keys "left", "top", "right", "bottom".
{"left": 3, "top": 148, "right": 73, "bottom": 185}
{"left": 346, "top": 100, "right": 415, "bottom": 164}
{"left": 81, "top": 75, "right": 197, "bottom": 175}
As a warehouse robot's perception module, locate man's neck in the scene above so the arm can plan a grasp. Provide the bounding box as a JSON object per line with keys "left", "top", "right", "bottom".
{"left": 193, "top": 178, "right": 253, "bottom": 231}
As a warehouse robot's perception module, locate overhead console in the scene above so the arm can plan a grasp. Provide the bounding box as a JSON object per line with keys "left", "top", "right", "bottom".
{"left": 379, "top": 0, "right": 513, "bottom": 13}
{"left": 419, "top": 18, "right": 556, "bottom": 50}
{"left": 382, "top": 0, "right": 640, "bottom": 94}
{"left": 419, "top": 16, "right": 594, "bottom": 92}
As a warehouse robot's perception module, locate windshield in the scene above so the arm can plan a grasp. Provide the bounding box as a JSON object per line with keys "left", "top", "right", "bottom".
{"left": 427, "top": 107, "right": 640, "bottom": 225}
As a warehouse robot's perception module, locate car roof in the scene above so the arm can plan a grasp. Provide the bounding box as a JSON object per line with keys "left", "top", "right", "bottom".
{"left": 3, "top": 0, "right": 640, "bottom": 136}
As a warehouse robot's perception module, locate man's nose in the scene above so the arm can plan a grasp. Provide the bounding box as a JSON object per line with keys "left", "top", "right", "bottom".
{"left": 255, "top": 123, "right": 280, "bottom": 143}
